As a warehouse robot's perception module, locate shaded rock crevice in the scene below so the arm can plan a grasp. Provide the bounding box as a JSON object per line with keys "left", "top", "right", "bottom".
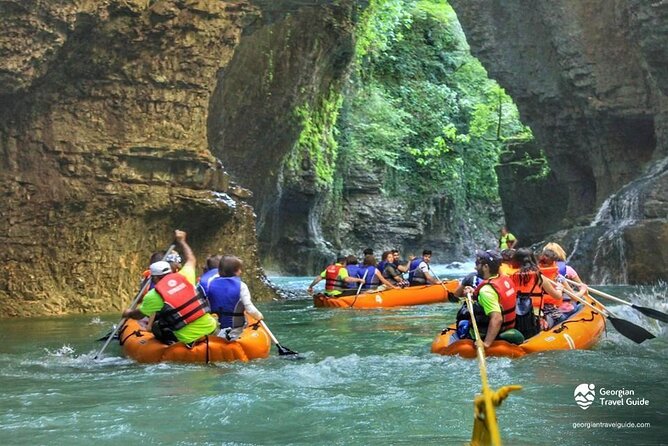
{"left": 451, "top": 0, "right": 668, "bottom": 283}
{"left": 208, "top": 1, "right": 359, "bottom": 273}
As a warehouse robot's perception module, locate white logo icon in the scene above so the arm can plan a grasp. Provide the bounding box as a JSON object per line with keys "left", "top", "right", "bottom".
{"left": 574, "top": 383, "right": 596, "bottom": 410}
{"left": 167, "top": 279, "right": 178, "bottom": 287}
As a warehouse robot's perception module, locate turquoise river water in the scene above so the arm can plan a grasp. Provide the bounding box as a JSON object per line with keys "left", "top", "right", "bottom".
{"left": 0, "top": 264, "right": 666, "bottom": 445}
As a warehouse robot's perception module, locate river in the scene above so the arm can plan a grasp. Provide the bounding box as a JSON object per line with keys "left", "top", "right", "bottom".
{"left": 0, "top": 264, "right": 666, "bottom": 445}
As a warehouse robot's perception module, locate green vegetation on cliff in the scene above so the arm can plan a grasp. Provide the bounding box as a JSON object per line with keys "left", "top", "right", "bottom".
{"left": 284, "top": 90, "right": 343, "bottom": 190}
{"left": 338, "top": 0, "right": 533, "bottom": 208}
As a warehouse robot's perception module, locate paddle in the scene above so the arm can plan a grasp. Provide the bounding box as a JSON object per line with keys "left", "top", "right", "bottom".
{"left": 428, "top": 265, "right": 458, "bottom": 303}
{"left": 464, "top": 292, "right": 502, "bottom": 446}
{"left": 259, "top": 320, "right": 302, "bottom": 359}
{"left": 93, "top": 243, "right": 176, "bottom": 360}
{"left": 542, "top": 276, "right": 655, "bottom": 344}
{"left": 349, "top": 269, "right": 369, "bottom": 308}
{"left": 564, "top": 278, "right": 668, "bottom": 323}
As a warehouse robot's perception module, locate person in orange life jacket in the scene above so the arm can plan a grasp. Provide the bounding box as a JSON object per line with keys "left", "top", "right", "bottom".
{"left": 542, "top": 242, "right": 582, "bottom": 283}
{"left": 198, "top": 254, "right": 222, "bottom": 298}
{"left": 499, "top": 248, "right": 517, "bottom": 275}
{"left": 459, "top": 250, "right": 518, "bottom": 348}
{"left": 380, "top": 251, "right": 409, "bottom": 287}
{"left": 122, "top": 230, "right": 217, "bottom": 345}
{"left": 307, "top": 256, "right": 364, "bottom": 297}
{"left": 206, "top": 255, "right": 263, "bottom": 341}
{"left": 407, "top": 250, "right": 441, "bottom": 286}
{"left": 358, "top": 254, "right": 399, "bottom": 292}
{"left": 538, "top": 248, "right": 584, "bottom": 318}
{"left": 511, "top": 248, "right": 585, "bottom": 330}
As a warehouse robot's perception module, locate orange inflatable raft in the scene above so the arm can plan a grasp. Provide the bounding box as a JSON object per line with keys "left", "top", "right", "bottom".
{"left": 118, "top": 318, "right": 271, "bottom": 364}
{"left": 314, "top": 281, "right": 460, "bottom": 309}
{"left": 431, "top": 294, "right": 606, "bottom": 358}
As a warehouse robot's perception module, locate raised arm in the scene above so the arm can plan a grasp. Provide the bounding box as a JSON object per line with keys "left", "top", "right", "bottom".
{"left": 174, "top": 229, "right": 196, "bottom": 271}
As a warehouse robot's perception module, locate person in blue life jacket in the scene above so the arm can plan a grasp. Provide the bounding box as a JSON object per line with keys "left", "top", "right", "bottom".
{"left": 357, "top": 254, "right": 399, "bottom": 292}
{"left": 206, "top": 255, "right": 264, "bottom": 341}
{"left": 407, "top": 250, "right": 441, "bottom": 286}
{"left": 122, "top": 230, "right": 217, "bottom": 345}
{"left": 345, "top": 255, "right": 362, "bottom": 289}
{"left": 197, "top": 254, "right": 222, "bottom": 297}
{"left": 307, "top": 256, "right": 365, "bottom": 297}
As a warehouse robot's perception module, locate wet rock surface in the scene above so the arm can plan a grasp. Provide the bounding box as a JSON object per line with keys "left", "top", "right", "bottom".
{"left": 0, "top": 0, "right": 275, "bottom": 316}
{"left": 451, "top": 0, "right": 668, "bottom": 283}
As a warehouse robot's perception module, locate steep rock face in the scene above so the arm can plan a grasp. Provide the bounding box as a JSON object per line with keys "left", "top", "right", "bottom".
{"left": 451, "top": 0, "right": 668, "bottom": 283}
{"left": 321, "top": 165, "right": 502, "bottom": 267}
{"left": 209, "top": 1, "right": 358, "bottom": 273}
{"left": 0, "top": 0, "right": 275, "bottom": 317}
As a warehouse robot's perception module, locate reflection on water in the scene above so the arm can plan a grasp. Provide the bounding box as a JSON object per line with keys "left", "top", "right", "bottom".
{"left": 0, "top": 273, "right": 666, "bottom": 445}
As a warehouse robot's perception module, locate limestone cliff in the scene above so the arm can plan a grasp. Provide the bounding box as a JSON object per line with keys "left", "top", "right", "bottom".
{"left": 208, "top": 1, "right": 360, "bottom": 273}
{"left": 451, "top": 0, "right": 668, "bottom": 283}
{"left": 0, "top": 0, "right": 274, "bottom": 317}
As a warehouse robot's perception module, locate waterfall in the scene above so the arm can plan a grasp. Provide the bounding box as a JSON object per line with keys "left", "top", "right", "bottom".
{"left": 256, "top": 162, "right": 285, "bottom": 263}
{"left": 570, "top": 156, "right": 668, "bottom": 284}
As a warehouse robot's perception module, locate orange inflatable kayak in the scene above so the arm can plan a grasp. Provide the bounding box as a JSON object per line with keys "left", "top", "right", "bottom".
{"left": 431, "top": 294, "right": 606, "bottom": 358}
{"left": 118, "top": 318, "right": 271, "bottom": 363}
{"left": 313, "top": 280, "right": 460, "bottom": 308}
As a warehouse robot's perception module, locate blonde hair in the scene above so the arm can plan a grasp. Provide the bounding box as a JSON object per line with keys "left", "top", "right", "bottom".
{"left": 544, "top": 242, "right": 567, "bottom": 261}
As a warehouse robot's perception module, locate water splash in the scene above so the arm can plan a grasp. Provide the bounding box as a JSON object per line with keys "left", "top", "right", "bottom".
{"left": 88, "top": 317, "right": 104, "bottom": 325}
{"left": 44, "top": 345, "right": 76, "bottom": 357}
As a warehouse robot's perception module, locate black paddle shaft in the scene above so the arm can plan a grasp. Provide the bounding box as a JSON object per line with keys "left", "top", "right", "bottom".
{"left": 633, "top": 305, "right": 668, "bottom": 324}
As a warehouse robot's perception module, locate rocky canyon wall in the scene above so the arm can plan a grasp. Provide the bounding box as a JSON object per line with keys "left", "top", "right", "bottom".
{"left": 451, "top": 0, "right": 668, "bottom": 283}
{"left": 0, "top": 0, "right": 275, "bottom": 317}
{"left": 209, "top": 1, "right": 360, "bottom": 274}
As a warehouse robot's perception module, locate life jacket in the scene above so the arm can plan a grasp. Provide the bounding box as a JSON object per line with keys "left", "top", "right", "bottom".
{"left": 499, "top": 263, "right": 518, "bottom": 276}
{"left": 557, "top": 261, "right": 567, "bottom": 277}
{"left": 154, "top": 272, "right": 210, "bottom": 331}
{"left": 359, "top": 265, "right": 380, "bottom": 289}
{"left": 471, "top": 275, "right": 517, "bottom": 332}
{"left": 140, "top": 269, "right": 155, "bottom": 297}
{"left": 499, "top": 234, "right": 514, "bottom": 249}
{"left": 346, "top": 265, "right": 360, "bottom": 289}
{"left": 539, "top": 266, "right": 559, "bottom": 281}
{"left": 206, "top": 276, "right": 245, "bottom": 329}
{"left": 408, "top": 258, "right": 426, "bottom": 285}
{"left": 513, "top": 269, "right": 562, "bottom": 308}
{"left": 197, "top": 268, "right": 219, "bottom": 297}
{"left": 377, "top": 260, "right": 388, "bottom": 274}
{"left": 325, "top": 264, "right": 346, "bottom": 291}
{"left": 381, "top": 263, "right": 399, "bottom": 285}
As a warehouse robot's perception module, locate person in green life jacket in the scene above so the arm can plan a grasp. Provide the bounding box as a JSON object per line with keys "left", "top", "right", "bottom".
{"left": 458, "top": 249, "right": 523, "bottom": 348}
{"left": 122, "top": 230, "right": 218, "bottom": 345}
{"left": 499, "top": 226, "right": 517, "bottom": 250}
{"left": 307, "top": 256, "right": 364, "bottom": 297}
